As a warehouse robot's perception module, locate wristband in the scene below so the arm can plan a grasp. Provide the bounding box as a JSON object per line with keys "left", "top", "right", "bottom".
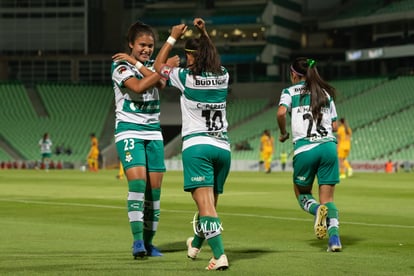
{"left": 166, "top": 36, "right": 176, "bottom": 46}
{"left": 134, "top": 61, "right": 143, "bottom": 70}
{"left": 159, "top": 64, "right": 172, "bottom": 80}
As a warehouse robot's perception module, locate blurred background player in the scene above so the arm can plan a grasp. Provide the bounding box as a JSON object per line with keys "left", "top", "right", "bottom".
{"left": 337, "top": 117, "right": 353, "bottom": 178}
{"left": 259, "top": 129, "right": 274, "bottom": 173}
{"left": 38, "top": 132, "right": 52, "bottom": 171}
{"left": 111, "top": 21, "right": 180, "bottom": 258}
{"left": 154, "top": 18, "right": 230, "bottom": 270}
{"left": 280, "top": 151, "right": 288, "bottom": 171}
{"left": 87, "top": 133, "right": 99, "bottom": 172}
{"left": 116, "top": 161, "right": 124, "bottom": 180}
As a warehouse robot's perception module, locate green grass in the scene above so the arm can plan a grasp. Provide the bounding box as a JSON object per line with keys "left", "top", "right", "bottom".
{"left": 0, "top": 170, "right": 413, "bottom": 275}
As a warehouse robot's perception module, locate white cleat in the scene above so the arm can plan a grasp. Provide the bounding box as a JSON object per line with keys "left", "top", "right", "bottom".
{"left": 206, "top": 254, "right": 229, "bottom": 271}
{"left": 186, "top": 237, "right": 200, "bottom": 260}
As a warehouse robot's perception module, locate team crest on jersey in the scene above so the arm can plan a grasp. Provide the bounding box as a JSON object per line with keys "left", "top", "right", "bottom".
{"left": 117, "top": 66, "right": 127, "bottom": 75}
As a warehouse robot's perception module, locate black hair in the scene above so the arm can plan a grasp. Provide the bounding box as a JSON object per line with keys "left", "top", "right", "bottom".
{"left": 184, "top": 32, "right": 222, "bottom": 76}
{"left": 125, "top": 21, "right": 156, "bottom": 51}
{"left": 291, "top": 57, "right": 336, "bottom": 120}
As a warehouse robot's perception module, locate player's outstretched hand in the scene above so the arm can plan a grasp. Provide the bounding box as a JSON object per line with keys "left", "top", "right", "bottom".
{"left": 170, "top": 24, "right": 187, "bottom": 40}
{"left": 193, "top": 18, "right": 206, "bottom": 33}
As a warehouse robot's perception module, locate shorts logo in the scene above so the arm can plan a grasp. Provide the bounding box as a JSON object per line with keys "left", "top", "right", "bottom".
{"left": 297, "top": 176, "right": 306, "bottom": 181}
{"left": 125, "top": 152, "right": 133, "bottom": 163}
{"left": 191, "top": 176, "right": 205, "bottom": 182}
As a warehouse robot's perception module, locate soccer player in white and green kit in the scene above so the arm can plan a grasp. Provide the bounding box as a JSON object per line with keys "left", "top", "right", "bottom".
{"left": 277, "top": 57, "right": 342, "bottom": 252}
{"left": 154, "top": 18, "right": 230, "bottom": 270}
{"left": 111, "top": 21, "right": 180, "bottom": 259}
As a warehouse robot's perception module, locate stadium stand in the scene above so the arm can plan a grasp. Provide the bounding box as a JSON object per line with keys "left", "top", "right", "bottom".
{"left": 0, "top": 82, "right": 113, "bottom": 164}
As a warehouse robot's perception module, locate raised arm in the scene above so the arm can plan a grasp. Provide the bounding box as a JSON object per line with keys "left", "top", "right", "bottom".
{"left": 154, "top": 24, "right": 187, "bottom": 75}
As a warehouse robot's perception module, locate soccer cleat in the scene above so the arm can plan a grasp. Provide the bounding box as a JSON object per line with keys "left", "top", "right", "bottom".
{"left": 145, "top": 243, "right": 163, "bottom": 257}
{"left": 206, "top": 254, "right": 229, "bottom": 271}
{"left": 347, "top": 168, "right": 353, "bottom": 177}
{"left": 327, "top": 235, "right": 342, "bottom": 252}
{"left": 314, "top": 205, "right": 328, "bottom": 239}
{"left": 186, "top": 237, "right": 200, "bottom": 259}
{"left": 132, "top": 240, "right": 147, "bottom": 259}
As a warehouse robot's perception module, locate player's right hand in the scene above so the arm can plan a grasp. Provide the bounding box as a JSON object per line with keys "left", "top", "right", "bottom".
{"left": 170, "top": 24, "right": 187, "bottom": 40}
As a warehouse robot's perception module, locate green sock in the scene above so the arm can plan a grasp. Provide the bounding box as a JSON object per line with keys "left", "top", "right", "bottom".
{"left": 192, "top": 234, "right": 205, "bottom": 249}
{"left": 298, "top": 194, "right": 319, "bottom": 215}
{"left": 127, "top": 179, "right": 146, "bottom": 241}
{"left": 325, "top": 201, "right": 339, "bottom": 237}
{"left": 143, "top": 188, "right": 161, "bottom": 244}
{"left": 200, "top": 216, "right": 224, "bottom": 259}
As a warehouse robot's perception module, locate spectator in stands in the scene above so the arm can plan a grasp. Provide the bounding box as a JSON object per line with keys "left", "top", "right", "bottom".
{"left": 277, "top": 57, "right": 342, "bottom": 252}
{"left": 87, "top": 133, "right": 99, "bottom": 172}
{"left": 111, "top": 21, "right": 180, "bottom": 258}
{"left": 154, "top": 18, "right": 230, "bottom": 270}
{"left": 38, "top": 132, "right": 52, "bottom": 171}
{"left": 401, "top": 160, "right": 412, "bottom": 172}
{"left": 65, "top": 145, "right": 72, "bottom": 155}
{"left": 55, "top": 143, "right": 64, "bottom": 156}
{"left": 259, "top": 129, "right": 274, "bottom": 173}
{"left": 235, "top": 140, "right": 252, "bottom": 151}
{"left": 337, "top": 117, "right": 353, "bottom": 178}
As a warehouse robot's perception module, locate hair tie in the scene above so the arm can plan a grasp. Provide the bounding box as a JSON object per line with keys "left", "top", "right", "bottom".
{"left": 184, "top": 48, "right": 197, "bottom": 52}
{"left": 307, "top": 59, "right": 316, "bottom": 68}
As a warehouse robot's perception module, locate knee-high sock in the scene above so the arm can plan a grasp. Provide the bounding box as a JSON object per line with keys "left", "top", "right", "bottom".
{"left": 127, "top": 179, "right": 146, "bottom": 241}
{"left": 298, "top": 194, "right": 319, "bottom": 215}
{"left": 200, "top": 216, "right": 224, "bottom": 259}
{"left": 143, "top": 188, "right": 161, "bottom": 244}
{"left": 325, "top": 201, "right": 339, "bottom": 237}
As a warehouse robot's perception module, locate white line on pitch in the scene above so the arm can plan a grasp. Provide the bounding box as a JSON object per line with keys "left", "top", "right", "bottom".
{"left": 1, "top": 198, "right": 413, "bottom": 229}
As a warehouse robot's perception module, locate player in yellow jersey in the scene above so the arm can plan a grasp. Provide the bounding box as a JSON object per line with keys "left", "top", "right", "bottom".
{"left": 87, "top": 133, "right": 99, "bottom": 172}
{"left": 337, "top": 118, "right": 353, "bottom": 178}
{"left": 260, "top": 129, "right": 274, "bottom": 173}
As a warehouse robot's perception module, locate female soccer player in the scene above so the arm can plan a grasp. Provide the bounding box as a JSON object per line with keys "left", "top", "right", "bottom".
{"left": 277, "top": 57, "right": 342, "bottom": 252}
{"left": 38, "top": 132, "right": 52, "bottom": 170}
{"left": 337, "top": 117, "right": 353, "bottom": 178}
{"left": 111, "top": 21, "right": 179, "bottom": 258}
{"left": 259, "top": 129, "right": 275, "bottom": 173}
{"left": 154, "top": 18, "right": 230, "bottom": 270}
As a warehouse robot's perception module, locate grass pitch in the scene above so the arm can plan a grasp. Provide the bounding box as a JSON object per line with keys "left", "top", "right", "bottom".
{"left": 0, "top": 169, "right": 413, "bottom": 275}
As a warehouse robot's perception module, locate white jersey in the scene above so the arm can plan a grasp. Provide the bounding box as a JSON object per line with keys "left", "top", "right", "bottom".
{"left": 39, "top": 138, "right": 52, "bottom": 154}
{"left": 168, "top": 67, "right": 230, "bottom": 152}
{"left": 279, "top": 81, "right": 337, "bottom": 155}
{"left": 111, "top": 60, "right": 163, "bottom": 142}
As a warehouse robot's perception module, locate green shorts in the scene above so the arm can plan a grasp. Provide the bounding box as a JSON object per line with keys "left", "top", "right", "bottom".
{"left": 116, "top": 138, "right": 165, "bottom": 172}
{"left": 41, "top": 153, "right": 52, "bottom": 159}
{"left": 293, "top": 141, "right": 339, "bottom": 186}
{"left": 182, "top": 144, "right": 231, "bottom": 194}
